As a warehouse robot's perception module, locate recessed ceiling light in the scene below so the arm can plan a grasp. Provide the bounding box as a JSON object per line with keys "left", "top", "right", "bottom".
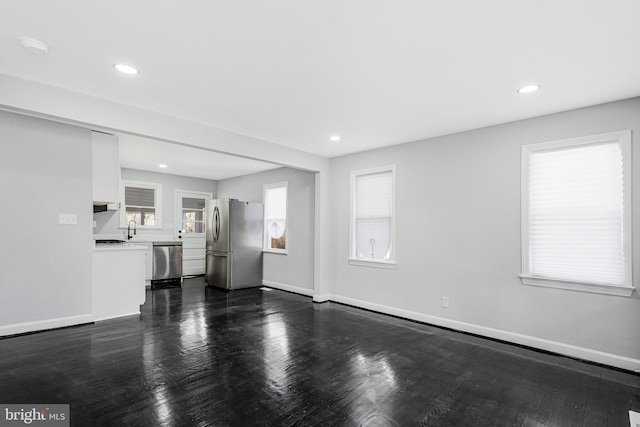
{"left": 113, "top": 63, "right": 140, "bottom": 75}
{"left": 158, "top": 164, "right": 167, "bottom": 168}
{"left": 329, "top": 135, "right": 341, "bottom": 142}
{"left": 20, "top": 37, "right": 49, "bottom": 55}
{"left": 517, "top": 84, "right": 541, "bottom": 94}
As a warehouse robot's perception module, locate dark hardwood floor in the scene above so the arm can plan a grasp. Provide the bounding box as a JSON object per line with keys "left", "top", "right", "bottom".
{"left": 0, "top": 277, "right": 638, "bottom": 426}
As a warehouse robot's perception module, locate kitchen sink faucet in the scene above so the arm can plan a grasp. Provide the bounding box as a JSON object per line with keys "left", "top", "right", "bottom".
{"left": 127, "top": 220, "right": 137, "bottom": 240}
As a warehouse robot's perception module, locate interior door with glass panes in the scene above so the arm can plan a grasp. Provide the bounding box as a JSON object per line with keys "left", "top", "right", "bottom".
{"left": 176, "top": 191, "right": 212, "bottom": 276}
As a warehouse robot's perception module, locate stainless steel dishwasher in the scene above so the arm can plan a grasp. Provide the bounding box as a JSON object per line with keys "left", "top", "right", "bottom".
{"left": 152, "top": 241, "right": 183, "bottom": 286}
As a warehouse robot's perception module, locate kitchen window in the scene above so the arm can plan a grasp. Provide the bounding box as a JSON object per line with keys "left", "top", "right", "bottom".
{"left": 263, "top": 182, "right": 288, "bottom": 253}
{"left": 349, "top": 165, "right": 396, "bottom": 269}
{"left": 120, "top": 180, "right": 162, "bottom": 228}
{"left": 520, "top": 130, "right": 633, "bottom": 296}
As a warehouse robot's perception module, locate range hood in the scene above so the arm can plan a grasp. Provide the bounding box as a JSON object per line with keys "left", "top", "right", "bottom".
{"left": 93, "top": 201, "right": 120, "bottom": 213}
{"left": 93, "top": 204, "right": 108, "bottom": 213}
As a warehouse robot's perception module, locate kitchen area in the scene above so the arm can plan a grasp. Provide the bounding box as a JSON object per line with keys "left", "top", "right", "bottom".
{"left": 89, "top": 130, "right": 309, "bottom": 324}
{"left": 91, "top": 130, "right": 214, "bottom": 321}
{"left": 1, "top": 108, "right": 315, "bottom": 338}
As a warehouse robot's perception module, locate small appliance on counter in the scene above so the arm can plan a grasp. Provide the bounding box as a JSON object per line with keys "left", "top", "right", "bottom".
{"left": 152, "top": 241, "right": 183, "bottom": 288}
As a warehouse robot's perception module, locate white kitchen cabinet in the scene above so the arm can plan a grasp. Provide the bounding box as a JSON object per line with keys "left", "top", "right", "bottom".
{"left": 92, "top": 131, "right": 120, "bottom": 205}
{"left": 93, "top": 244, "right": 146, "bottom": 321}
{"left": 137, "top": 242, "right": 154, "bottom": 286}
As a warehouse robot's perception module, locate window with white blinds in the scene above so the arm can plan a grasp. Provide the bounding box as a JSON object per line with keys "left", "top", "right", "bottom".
{"left": 350, "top": 165, "right": 396, "bottom": 268}
{"left": 263, "top": 182, "right": 287, "bottom": 253}
{"left": 120, "top": 180, "right": 162, "bottom": 228}
{"left": 521, "top": 130, "right": 633, "bottom": 296}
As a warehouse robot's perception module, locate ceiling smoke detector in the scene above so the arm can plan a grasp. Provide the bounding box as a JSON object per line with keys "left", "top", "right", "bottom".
{"left": 20, "top": 37, "right": 49, "bottom": 55}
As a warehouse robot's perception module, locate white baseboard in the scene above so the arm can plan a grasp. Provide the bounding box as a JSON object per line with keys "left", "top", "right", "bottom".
{"left": 328, "top": 294, "right": 640, "bottom": 372}
{"left": 262, "top": 280, "right": 314, "bottom": 297}
{"left": 0, "top": 314, "right": 94, "bottom": 337}
{"left": 93, "top": 310, "right": 141, "bottom": 323}
{"left": 312, "top": 293, "right": 331, "bottom": 303}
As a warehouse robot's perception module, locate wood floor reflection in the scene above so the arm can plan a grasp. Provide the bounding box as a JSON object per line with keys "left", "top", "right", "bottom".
{"left": 0, "top": 277, "right": 638, "bottom": 426}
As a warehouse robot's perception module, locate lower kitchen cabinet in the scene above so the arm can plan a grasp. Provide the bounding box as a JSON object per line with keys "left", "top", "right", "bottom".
{"left": 135, "top": 242, "right": 154, "bottom": 287}
{"left": 92, "top": 244, "right": 146, "bottom": 322}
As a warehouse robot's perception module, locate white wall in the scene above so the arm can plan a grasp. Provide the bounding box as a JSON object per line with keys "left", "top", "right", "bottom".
{"left": 2, "top": 72, "right": 637, "bottom": 370}
{"left": 0, "top": 110, "right": 94, "bottom": 334}
{"left": 94, "top": 168, "right": 217, "bottom": 239}
{"left": 329, "top": 97, "right": 640, "bottom": 370}
{"left": 0, "top": 74, "right": 333, "bottom": 310}
{"left": 217, "top": 167, "right": 315, "bottom": 293}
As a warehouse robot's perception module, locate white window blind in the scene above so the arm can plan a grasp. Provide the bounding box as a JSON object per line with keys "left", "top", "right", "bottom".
{"left": 125, "top": 187, "right": 155, "bottom": 207}
{"left": 354, "top": 170, "right": 393, "bottom": 260}
{"left": 528, "top": 142, "right": 625, "bottom": 286}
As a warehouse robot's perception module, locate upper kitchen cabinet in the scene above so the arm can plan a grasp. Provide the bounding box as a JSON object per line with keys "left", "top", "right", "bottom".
{"left": 92, "top": 131, "right": 121, "bottom": 205}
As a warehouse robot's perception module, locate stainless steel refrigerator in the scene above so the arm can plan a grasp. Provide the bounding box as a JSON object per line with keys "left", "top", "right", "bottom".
{"left": 205, "top": 198, "right": 263, "bottom": 290}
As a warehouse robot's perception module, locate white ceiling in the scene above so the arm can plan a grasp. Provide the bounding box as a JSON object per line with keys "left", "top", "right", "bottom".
{"left": 1, "top": 0, "right": 640, "bottom": 162}
{"left": 117, "top": 133, "right": 280, "bottom": 180}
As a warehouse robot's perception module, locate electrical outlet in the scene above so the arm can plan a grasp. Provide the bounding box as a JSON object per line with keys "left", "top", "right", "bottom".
{"left": 441, "top": 296, "right": 450, "bottom": 308}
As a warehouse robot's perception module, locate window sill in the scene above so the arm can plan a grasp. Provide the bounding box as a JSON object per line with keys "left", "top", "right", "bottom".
{"left": 520, "top": 275, "right": 634, "bottom": 297}
{"left": 348, "top": 258, "right": 397, "bottom": 270}
{"left": 263, "top": 249, "right": 288, "bottom": 255}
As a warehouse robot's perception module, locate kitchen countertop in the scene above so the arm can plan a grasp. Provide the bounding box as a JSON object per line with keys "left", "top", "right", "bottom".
{"left": 94, "top": 243, "right": 147, "bottom": 251}
{"left": 94, "top": 233, "right": 181, "bottom": 243}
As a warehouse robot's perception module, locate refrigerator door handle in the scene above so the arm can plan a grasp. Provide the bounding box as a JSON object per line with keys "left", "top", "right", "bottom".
{"left": 212, "top": 206, "right": 220, "bottom": 243}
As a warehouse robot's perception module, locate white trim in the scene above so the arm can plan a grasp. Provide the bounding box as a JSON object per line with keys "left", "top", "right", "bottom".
{"left": 120, "top": 179, "right": 163, "bottom": 228}
{"left": 263, "top": 181, "right": 288, "bottom": 252}
{"left": 93, "top": 311, "right": 140, "bottom": 323}
{"left": 263, "top": 249, "right": 288, "bottom": 255}
{"left": 349, "top": 164, "right": 397, "bottom": 265}
{"left": 521, "top": 144, "right": 531, "bottom": 281}
{"left": 0, "top": 314, "right": 94, "bottom": 337}
{"left": 521, "top": 130, "right": 633, "bottom": 292}
{"left": 523, "top": 130, "right": 631, "bottom": 151}
{"left": 262, "top": 280, "right": 313, "bottom": 297}
{"left": 325, "top": 293, "right": 640, "bottom": 372}
{"left": 620, "top": 130, "right": 633, "bottom": 290}
{"left": 520, "top": 275, "right": 635, "bottom": 297}
{"left": 264, "top": 248, "right": 288, "bottom": 255}
{"left": 348, "top": 258, "right": 397, "bottom": 269}
{"left": 629, "top": 410, "right": 640, "bottom": 427}
{"left": 312, "top": 293, "right": 331, "bottom": 303}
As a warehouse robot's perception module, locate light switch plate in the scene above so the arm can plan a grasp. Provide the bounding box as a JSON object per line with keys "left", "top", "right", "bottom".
{"left": 58, "top": 213, "right": 78, "bottom": 225}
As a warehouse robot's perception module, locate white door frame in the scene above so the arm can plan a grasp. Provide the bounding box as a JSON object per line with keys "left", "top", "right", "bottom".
{"left": 175, "top": 190, "right": 213, "bottom": 276}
